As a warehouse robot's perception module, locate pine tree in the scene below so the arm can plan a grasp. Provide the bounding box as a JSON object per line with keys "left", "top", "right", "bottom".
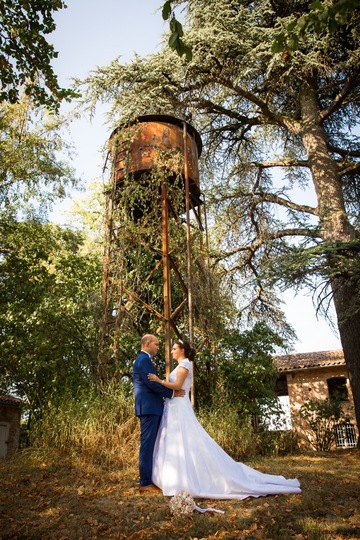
{"left": 80, "top": 0, "right": 360, "bottom": 444}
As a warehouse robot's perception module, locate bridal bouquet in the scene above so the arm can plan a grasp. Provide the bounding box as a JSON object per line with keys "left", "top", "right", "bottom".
{"left": 169, "top": 490, "right": 196, "bottom": 516}
{"left": 169, "top": 490, "right": 226, "bottom": 517}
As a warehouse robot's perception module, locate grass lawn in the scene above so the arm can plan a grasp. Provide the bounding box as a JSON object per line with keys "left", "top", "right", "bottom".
{"left": 0, "top": 448, "right": 359, "bottom": 539}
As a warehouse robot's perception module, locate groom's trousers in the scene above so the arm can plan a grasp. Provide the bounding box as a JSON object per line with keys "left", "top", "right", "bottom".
{"left": 139, "top": 414, "right": 161, "bottom": 487}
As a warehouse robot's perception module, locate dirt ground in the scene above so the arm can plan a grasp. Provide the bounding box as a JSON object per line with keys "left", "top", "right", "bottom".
{"left": 0, "top": 448, "right": 359, "bottom": 540}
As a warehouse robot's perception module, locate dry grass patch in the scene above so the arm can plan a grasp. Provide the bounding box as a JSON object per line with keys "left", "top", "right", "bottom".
{"left": 0, "top": 448, "right": 359, "bottom": 540}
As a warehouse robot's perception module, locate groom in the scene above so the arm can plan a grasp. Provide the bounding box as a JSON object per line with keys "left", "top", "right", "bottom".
{"left": 133, "top": 334, "right": 185, "bottom": 493}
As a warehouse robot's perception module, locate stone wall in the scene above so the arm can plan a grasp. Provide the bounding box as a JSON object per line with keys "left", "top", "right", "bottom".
{"left": 285, "top": 365, "right": 357, "bottom": 446}
{"left": 0, "top": 403, "right": 22, "bottom": 458}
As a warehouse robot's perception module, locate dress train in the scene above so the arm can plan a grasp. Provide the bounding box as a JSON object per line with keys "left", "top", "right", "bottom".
{"left": 152, "top": 359, "right": 301, "bottom": 500}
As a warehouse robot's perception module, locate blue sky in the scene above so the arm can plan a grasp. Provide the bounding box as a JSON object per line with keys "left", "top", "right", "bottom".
{"left": 50, "top": 0, "right": 166, "bottom": 181}
{"left": 49, "top": 0, "right": 342, "bottom": 354}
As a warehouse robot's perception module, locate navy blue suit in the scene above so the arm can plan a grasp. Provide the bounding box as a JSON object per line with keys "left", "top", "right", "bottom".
{"left": 133, "top": 350, "right": 173, "bottom": 487}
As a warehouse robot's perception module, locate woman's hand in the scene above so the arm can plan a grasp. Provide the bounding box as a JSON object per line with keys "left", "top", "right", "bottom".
{"left": 148, "top": 373, "right": 161, "bottom": 383}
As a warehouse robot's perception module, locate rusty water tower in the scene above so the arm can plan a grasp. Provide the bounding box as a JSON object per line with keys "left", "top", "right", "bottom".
{"left": 99, "top": 114, "right": 204, "bottom": 381}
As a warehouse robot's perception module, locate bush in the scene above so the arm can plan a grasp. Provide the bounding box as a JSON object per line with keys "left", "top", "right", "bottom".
{"left": 256, "top": 429, "right": 300, "bottom": 456}
{"left": 30, "top": 383, "right": 299, "bottom": 469}
{"left": 298, "top": 397, "right": 348, "bottom": 451}
{"left": 197, "top": 403, "right": 260, "bottom": 461}
{"left": 32, "top": 383, "right": 139, "bottom": 468}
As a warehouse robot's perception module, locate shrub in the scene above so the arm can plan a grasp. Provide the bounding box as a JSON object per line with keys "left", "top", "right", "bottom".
{"left": 256, "top": 429, "right": 300, "bottom": 456}
{"left": 32, "top": 383, "right": 139, "bottom": 468}
{"left": 197, "top": 403, "right": 260, "bottom": 461}
{"left": 31, "top": 382, "right": 299, "bottom": 469}
{"left": 298, "top": 397, "right": 348, "bottom": 451}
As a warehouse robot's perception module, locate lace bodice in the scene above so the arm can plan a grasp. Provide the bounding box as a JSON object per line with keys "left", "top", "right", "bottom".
{"left": 169, "top": 358, "right": 192, "bottom": 393}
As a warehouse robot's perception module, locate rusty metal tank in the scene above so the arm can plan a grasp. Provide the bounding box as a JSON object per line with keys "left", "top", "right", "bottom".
{"left": 109, "top": 114, "right": 203, "bottom": 206}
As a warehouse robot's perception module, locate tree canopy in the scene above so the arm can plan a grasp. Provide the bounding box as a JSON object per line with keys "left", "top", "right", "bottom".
{"left": 0, "top": 219, "right": 102, "bottom": 419}
{"left": 195, "top": 322, "right": 285, "bottom": 417}
{"left": 0, "top": 99, "right": 78, "bottom": 223}
{"left": 0, "top": 98, "right": 100, "bottom": 419}
{"left": 0, "top": 0, "right": 78, "bottom": 110}
{"left": 79, "top": 0, "right": 360, "bottom": 441}
{"left": 160, "top": 0, "right": 360, "bottom": 58}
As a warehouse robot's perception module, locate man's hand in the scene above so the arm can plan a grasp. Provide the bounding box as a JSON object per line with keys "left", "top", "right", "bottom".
{"left": 174, "top": 389, "right": 185, "bottom": 397}
{"left": 148, "top": 373, "right": 160, "bottom": 383}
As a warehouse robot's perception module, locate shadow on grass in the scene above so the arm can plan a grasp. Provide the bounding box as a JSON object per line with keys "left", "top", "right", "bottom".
{"left": 0, "top": 449, "right": 359, "bottom": 539}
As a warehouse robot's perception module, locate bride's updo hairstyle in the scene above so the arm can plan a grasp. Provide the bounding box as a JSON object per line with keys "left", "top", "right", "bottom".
{"left": 175, "top": 339, "right": 196, "bottom": 361}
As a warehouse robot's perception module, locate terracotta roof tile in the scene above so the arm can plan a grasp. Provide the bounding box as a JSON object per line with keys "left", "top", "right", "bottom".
{"left": 274, "top": 349, "right": 345, "bottom": 372}
{"left": 0, "top": 394, "right": 24, "bottom": 406}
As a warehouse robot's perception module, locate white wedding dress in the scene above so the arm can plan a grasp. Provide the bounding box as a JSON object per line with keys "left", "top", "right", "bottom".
{"left": 152, "top": 359, "right": 301, "bottom": 500}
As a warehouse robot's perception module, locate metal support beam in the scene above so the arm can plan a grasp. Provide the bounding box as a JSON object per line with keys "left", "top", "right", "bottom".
{"left": 161, "top": 179, "right": 172, "bottom": 377}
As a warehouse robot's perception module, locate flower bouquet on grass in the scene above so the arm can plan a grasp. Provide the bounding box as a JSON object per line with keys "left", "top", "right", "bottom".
{"left": 169, "top": 490, "right": 225, "bottom": 517}
{"left": 169, "top": 490, "right": 195, "bottom": 517}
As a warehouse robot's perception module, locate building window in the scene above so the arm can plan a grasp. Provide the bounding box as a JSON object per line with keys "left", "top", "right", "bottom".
{"left": 334, "top": 423, "right": 357, "bottom": 448}
{"left": 275, "top": 374, "right": 288, "bottom": 396}
{"left": 327, "top": 377, "right": 348, "bottom": 401}
{"left": 260, "top": 396, "right": 293, "bottom": 431}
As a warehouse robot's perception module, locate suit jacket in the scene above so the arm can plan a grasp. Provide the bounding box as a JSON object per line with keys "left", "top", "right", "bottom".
{"left": 133, "top": 350, "right": 173, "bottom": 416}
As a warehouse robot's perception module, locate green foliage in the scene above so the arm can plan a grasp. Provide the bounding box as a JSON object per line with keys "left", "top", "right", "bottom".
{"left": 162, "top": 0, "right": 359, "bottom": 60}
{"left": 65, "top": 179, "right": 106, "bottom": 257}
{"left": 0, "top": 95, "right": 100, "bottom": 418}
{"left": 264, "top": 239, "right": 360, "bottom": 323}
{"left": 196, "top": 322, "right": 285, "bottom": 418}
{"left": 298, "top": 397, "right": 348, "bottom": 451}
{"left": 0, "top": 99, "right": 79, "bottom": 221}
{"left": 272, "top": 0, "right": 360, "bottom": 54}
{"left": 265, "top": 239, "right": 360, "bottom": 285}
{"left": 0, "top": 0, "right": 79, "bottom": 110}
{"left": 0, "top": 219, "right": 102, "bottom": 418}
{"left": 162, "top": 0, "right": 192, "bottom": 60}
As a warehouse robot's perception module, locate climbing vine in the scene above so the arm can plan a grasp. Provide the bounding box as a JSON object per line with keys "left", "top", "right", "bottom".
{"left": 98, "top": 121, "right": 225, "bottom": 380}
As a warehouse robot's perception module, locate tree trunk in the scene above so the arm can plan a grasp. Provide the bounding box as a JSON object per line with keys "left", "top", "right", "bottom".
{"left": 299, "top": 78, "right": 360, "bottom": 445}
{"left": 331, "top": 276, "right": 360, "bottom": 447}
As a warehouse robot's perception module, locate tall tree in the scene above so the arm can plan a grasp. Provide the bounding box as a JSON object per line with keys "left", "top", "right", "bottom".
{"left": 0, "top": 97, "right": 97, "bottom": 418}
{"left": 0, "top": 0, "right": 78, "bottom": 110}
{"left": 0, "top": 220, "right": 102, "bottom": 419}
{"left": 80, "top": 0, "right": 360, "bottom": 443}
{"left": 0, "top": 98, "right": 78, "bottom": 224}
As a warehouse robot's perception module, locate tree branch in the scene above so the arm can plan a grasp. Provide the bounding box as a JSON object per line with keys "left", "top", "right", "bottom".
{"left": 215, "top": 190, "right": 318, "bottom": 216}
{"left": 320, "top": 68, "right": 360, "bottom": 122}
{"left": 339, "top": 161, "right": 360, "bottom": 177}
{"left": 218, "top": 78, "right": 302, "bottom": 133}
{"left": 327, "top": 143, "right": 360, "bottom": 159}
{"left": 196, "top": 97, "right": 261, "bottom": 127}
{"left": 253, "top": 159, "right": 309, "bottom": 168}
{"left": 212, "top": 227, "right": 321, "bottom": 265}
{"left": 253, "top": 193, "right": 318, "bottom": 216}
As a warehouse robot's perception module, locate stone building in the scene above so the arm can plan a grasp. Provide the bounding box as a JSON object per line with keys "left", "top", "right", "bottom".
{"left": 0, "top": 395, "right": 23, "bottom": 458}
{"left": 273, "top": 350, "right": 358, "bottom": 448}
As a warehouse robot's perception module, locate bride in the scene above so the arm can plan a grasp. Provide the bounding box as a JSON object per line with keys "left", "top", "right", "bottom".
{"left": 148, "top": 339, "right": 301, "bottom": 500}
